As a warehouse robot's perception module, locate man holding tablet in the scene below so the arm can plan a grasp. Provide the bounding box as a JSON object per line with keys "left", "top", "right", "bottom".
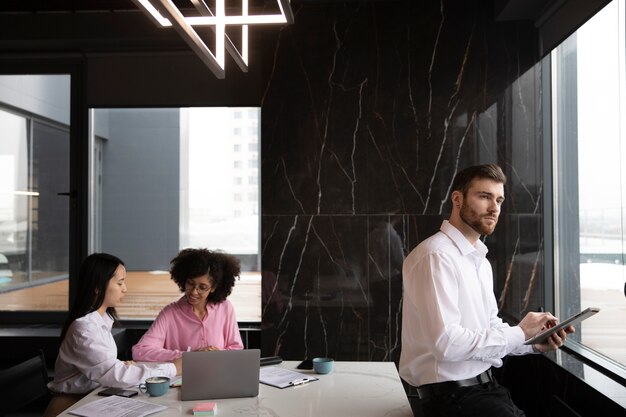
{"left": 400, "top": 164, "right": 575, "bottom": 417}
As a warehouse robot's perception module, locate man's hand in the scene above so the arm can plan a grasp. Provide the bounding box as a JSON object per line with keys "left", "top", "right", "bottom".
{"left": 518, "top": 311, "right": 558, "bottom": 340}
{"left": 533, "top": 326, "right": 575, "bottom": 352}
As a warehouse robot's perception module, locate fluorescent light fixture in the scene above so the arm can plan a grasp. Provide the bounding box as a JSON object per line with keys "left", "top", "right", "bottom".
{"left": 0, "top": 190, "right": 40, "bottom": 196}
{"left": 186, "top": 15, "right": 288, "bottom": 25}
{"left": 189, "top": 0, "right": 248, "bottom": 71}
{"left": 135, "top": 0, "right": 172, "bottom": 26}
{"left": 132, "top": 0, "right": 293, "bottom": 78}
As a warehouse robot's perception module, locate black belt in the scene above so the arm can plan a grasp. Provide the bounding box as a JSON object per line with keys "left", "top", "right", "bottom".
{"left": 416, "top": 369, "right": 494, "bottom": 399}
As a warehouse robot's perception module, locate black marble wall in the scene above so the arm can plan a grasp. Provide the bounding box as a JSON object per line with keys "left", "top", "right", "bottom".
{"left": 259, "top": 0, "right": 545, "bottom": 362}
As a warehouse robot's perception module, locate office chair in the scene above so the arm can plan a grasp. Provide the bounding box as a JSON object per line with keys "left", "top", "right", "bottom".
{"left": 0, "top": 350, "right": 49, "bottom": 416}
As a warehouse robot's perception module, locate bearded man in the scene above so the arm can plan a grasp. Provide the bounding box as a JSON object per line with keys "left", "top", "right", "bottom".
{"left": 399, "top": 164, "right": 573, "bottom": 417}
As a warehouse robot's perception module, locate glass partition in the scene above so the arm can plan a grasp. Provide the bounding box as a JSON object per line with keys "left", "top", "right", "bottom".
{"left": 0, "top": 74, "right": 70, "bottom": 312}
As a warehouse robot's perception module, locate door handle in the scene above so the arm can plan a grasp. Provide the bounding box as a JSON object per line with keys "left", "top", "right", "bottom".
{"left": 57, "top": 191, "right": 77, "bottom": 198}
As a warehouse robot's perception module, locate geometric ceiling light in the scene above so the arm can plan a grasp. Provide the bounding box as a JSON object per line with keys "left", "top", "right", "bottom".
{"left": 132, "top": 0, "right": 294, "bottom": 79}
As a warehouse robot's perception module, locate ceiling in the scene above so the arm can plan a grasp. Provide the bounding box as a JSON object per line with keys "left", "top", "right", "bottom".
{"left": 0, "top": 1, "right": 142, "bottom": 13}
{"left": 0, "top": 0, "right": 293, "bottom": 14}
{"left": 0, "top": 0, "right": 397, "bottom": 14}
{"left": 0, "top": 0, "right": 611, "bottom": 60}
{"left": 0, "top": 0, "right": 290, "bottom": 55}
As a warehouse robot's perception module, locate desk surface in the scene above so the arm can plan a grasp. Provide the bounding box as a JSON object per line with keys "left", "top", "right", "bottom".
{"left": 59, "top": 361, "right": 413, "bottom": 417}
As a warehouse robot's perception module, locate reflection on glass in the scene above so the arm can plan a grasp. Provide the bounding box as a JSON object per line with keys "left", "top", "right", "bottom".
{"left": 0, "top": 74, "right": 70, "bottom": 311}
{"left": 0, "top": 110, "right": 28, "bottom": 287}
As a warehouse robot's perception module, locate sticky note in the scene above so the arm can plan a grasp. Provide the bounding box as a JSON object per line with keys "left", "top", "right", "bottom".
{"left": 193, "top": 402, "right": 217, "bottom": 416}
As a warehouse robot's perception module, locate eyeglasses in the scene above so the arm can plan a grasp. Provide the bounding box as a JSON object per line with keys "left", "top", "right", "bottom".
{"left": 184, "top": 282, "right": 212, "bottom": 294}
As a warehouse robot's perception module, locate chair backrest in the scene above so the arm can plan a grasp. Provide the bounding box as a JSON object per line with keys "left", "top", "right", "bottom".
{"left": 0, "top": 350, "right": 49, "bottom": 416}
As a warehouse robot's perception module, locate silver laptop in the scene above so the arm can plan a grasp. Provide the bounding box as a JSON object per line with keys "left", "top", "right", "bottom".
{"left": 181, "top": 349, "right": 260, "bottom": 400}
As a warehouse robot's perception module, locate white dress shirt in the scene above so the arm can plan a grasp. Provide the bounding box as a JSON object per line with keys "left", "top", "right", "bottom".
{"left": 399, "top": 220, "right": 532, "bottom": 387}
{"left": 48, "top": 311, "right": 177, "bottom": 394}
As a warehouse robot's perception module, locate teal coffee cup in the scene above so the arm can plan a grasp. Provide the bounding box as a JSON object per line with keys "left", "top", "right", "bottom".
{"left": 139, "top": 376, "right": 170, "bottom": 397}
{"left": 312, "top": 357, "right": 334, "bottom": 374}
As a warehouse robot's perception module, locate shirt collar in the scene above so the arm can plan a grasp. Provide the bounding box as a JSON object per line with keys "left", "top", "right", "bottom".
{"left": 176, "top": 295, "right": 214, "bottom": 312}
{"left": 440, "top": 220, "right": 488, "bottom": 258}
{"left": 87, "top": 310, "right": 114, "bottom": 330}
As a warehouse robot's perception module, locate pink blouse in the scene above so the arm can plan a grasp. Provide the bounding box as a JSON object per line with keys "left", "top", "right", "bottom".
{"left": 132, "top": 296, "right": 244, "bottom": 361}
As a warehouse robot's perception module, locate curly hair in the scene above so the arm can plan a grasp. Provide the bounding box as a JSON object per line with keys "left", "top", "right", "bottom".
{"left": 170, "top": 248, "right": 240, "bottom": 304}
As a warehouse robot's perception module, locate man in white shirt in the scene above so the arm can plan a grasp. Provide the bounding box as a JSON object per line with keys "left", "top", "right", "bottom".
{"left": 399, "top": 164, "right": 573, "bottom": 417}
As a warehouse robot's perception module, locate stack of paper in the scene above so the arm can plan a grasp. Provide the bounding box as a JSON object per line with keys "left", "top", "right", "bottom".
{"left": 192, "top": 402, "right": 217, "bottom": 416}
{"left": 68, "top": 395, "right": 166, "bottom": 417}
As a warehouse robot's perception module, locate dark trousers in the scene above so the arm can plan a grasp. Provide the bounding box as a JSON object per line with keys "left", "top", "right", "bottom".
{"left": 420, "top": 380, "right": 526, "bottom": 417}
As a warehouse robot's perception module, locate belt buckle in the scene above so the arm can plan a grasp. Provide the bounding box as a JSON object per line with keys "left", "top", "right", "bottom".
{"left": 478, "top": 370, "right": 492, "bottom": 385}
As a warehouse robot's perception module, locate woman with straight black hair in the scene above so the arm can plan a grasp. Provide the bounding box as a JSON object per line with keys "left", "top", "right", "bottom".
{"left": 44, "top": 253, "right": 182, "bottom": 417}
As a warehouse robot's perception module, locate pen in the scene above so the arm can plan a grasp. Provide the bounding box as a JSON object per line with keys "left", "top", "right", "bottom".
{"left": 291, "top": 378, "right": 312, "bottom": 386}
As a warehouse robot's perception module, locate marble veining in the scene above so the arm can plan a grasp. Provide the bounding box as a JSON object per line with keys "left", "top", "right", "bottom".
{"left": 260, "top": 0, "right": 544, "bottom": 362}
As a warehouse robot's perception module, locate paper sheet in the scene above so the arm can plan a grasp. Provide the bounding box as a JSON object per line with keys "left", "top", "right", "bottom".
{"left": 68, "top": 395, "right": 167, "bottom": 417}
{"left": 259, "top": 366, "right": 318, "bottom": 389}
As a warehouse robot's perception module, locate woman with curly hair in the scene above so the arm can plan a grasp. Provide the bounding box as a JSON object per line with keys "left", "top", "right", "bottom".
{"left": 132, "top": 248, "right": 244, "bottom": 361}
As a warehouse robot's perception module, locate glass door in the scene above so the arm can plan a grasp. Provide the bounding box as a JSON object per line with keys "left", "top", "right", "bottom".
{"left": 0, "top": 74, "right": 70, "bottom": 312}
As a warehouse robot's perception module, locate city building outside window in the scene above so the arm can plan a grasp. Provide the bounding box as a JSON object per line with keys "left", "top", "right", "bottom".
{"left": 551, "top": 0, "right": 626, "bottom": 368}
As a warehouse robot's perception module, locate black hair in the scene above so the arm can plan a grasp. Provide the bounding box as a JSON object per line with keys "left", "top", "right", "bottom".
{"left": 170, "top": 248, "right": 240, "bottom": 305}
{"left": 60, "top": 253, "right": 125, "bottom": 341}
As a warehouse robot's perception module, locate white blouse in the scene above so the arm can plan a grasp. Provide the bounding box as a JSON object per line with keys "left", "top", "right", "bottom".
{"left": 48, "top": 311, "right": 176, "bottom": 394}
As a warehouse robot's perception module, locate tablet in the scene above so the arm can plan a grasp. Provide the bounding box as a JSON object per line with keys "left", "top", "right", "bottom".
{"left": 523, "top": 307, "right": 600, "bottom": 345}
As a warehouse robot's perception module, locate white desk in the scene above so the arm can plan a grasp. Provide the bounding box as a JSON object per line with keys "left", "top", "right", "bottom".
{"left": 59, "top": 361, "right": 413, "bottom": 417}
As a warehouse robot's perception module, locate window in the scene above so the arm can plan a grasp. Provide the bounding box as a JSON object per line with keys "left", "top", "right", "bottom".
{"left": 552, "top": 0, "right": 626, "bottom": 367}
{"left": 89, "top": 108, "right": 261, "bottom": 322}
{"left": 0, "top": 75, "right": 70, "bottom": 314}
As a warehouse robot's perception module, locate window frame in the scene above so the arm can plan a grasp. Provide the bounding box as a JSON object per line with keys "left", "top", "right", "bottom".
{"left": 0, "top": 59, "right": 88, "bottom": 325}
{"left": 547, "top": 0, "right": 626, "bottom": 384}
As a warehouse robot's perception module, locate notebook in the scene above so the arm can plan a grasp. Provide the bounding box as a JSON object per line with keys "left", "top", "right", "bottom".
{"left": 181, "top": 349, "right": 261, "bottom": 401}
